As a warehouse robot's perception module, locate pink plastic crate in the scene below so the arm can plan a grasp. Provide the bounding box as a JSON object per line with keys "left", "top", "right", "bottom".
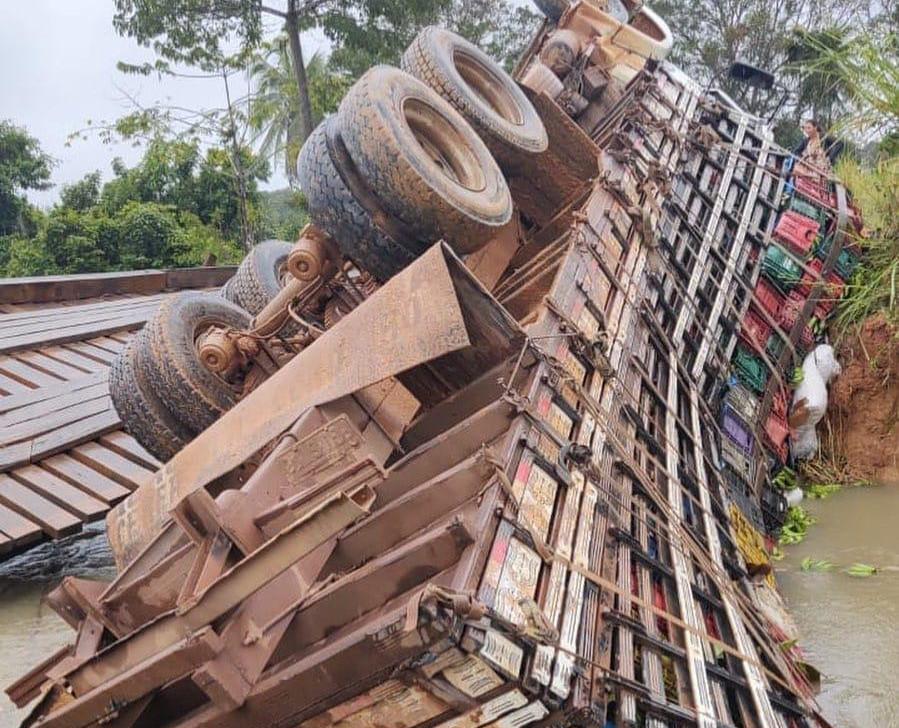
{"left": 777, "top": 291, "right": 805, "bottom": 332}
{"left": 764, "top": 413, "right": 790, "bottom": 462}
{"left": 794, "top": 175, "right": 835, "bottom": 207}
{"left": 740, "top": 308, "right": 772, "bottom": 351}
{"left": 773, "top": 211, "right": 820, "bottom": 258}
{"left": 754, "top": 278, "right": 786, "bottom": 317}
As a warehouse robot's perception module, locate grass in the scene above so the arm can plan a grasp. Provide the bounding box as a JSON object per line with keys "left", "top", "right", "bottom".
{"left": 833, "top": 157, "right": 899, "bottom": 330}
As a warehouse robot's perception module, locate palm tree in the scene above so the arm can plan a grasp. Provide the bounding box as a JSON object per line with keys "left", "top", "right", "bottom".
{"left": 249, "top": 37, "right": 351, "bottom": 187}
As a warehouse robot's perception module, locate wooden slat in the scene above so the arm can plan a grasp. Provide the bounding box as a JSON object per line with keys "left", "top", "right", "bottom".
{"left": 61, "top": 343, "right": 115, "bottom": 366}
{"left": 0, "top": 371, "right": 107, "bottom": 416}
{"left": 0, "top": 270, "right": 166, "bottom": 305}
{"left": 0, "top": 501, "right": 42, "bottom": 543}
{"left": 0, "top": 296, "right": 164, "bottom": 331}
{"left": 0, "top": 371, "right": 33, "bottom": 396}
{"left": 99, "top": 431, "right": 162, "bottom": 471}
{"left": 0, "top": 311, "right": 154, "bottom": 355}
{"left": 12, "top": 466, "right": 107, "bottom": 521}
{"left": 0, "top": 356, "right": 65, "bottom": 389}
{"left": 15, "top": 350, "right": 91, "bottom": 380}
{"left": 41, "top": 453, "right": 131, "bottom": 504}
{"left": 90, "top": 337, "right": 127, "bottom": 354}
{"left": 0, "top": 408, "right": 121, "bottom": 470}
{"left": 71, "top": 442, "right": 154, "bottom": 489}
{"left": 66, "top": 342, "right": 118, "bottom": 365}
{"left": 0, "top": 474, "right": 81, "bottom": 538}
{"left": 2, "top": 394, "right": 111, "bottom": 446}
{"left": 38, "top": 346, "right": 108, "bottom": 374}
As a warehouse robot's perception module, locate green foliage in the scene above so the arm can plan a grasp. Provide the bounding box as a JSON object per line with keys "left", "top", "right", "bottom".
{"left": 257, "top": 188, "right": 309, "bottom": 241}
{"left": 0, "top": 120, "right": 53, "bottom": 236}
{"left": 845, "top": 562, "right": 877, "bottom": 577}
{"left": 779, "top": 506, "right": 816, "bottom": 545}
{"left": 800, "top": 557, "right": 833, "bottom": 572}
{"left": 0, "top": 131, "right": 259, "bottom": 278}
{"left": 772, "top": 467, "right": 798, "bottom": 491}
{"left": 834, "top": 157, "right": 899, "bottom": 327}
{"left": 805, "top": 483, "right": 841, "bottom": 499}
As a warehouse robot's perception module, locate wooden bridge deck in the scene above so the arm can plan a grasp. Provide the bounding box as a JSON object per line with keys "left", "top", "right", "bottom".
{"left": 0, "top": 267, "right": 234, "bottom": 559}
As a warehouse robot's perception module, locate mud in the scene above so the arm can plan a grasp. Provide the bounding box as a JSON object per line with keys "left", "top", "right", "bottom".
{"left": 828, "top": 313, "right": 899, "bottom": 481}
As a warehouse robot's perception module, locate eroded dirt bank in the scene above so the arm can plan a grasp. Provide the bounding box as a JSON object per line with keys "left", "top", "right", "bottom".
{"left": 828, "top": 313, "right": 899, "bottom": 482}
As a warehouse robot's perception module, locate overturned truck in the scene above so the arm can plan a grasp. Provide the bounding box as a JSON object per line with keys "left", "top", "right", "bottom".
{"left": 9, "top": 2, "right": 862, "bottom": 727}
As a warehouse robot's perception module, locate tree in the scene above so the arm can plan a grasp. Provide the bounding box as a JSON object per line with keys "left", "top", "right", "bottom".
{"left": 653, "top": 0, "right": 871, "bottom": 119}
{"left": 60, "top": 171, "right": 102, "bottom": 212}
{"left": 0, "top": 120, "right": 53, "bottom": 235}
{"left": 250, "top": 40, "right": 352, "bottom": 185}
{"left": 113, "top": 0, "right": 448, "bottom": 146}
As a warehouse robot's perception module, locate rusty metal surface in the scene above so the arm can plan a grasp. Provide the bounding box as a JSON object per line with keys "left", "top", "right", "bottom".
{"left": 106, "top": 244, "right": 523, "bottom": 567}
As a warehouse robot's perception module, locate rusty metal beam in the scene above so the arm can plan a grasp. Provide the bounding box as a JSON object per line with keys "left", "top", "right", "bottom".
{"left": 35, "top": 628, "right": 223, "bottom": 728}
{"left": 107, "top": 244, "right": 523, "bottom": 568}
{"left": 63, "top": 489, "right": 372, "bottom": 698}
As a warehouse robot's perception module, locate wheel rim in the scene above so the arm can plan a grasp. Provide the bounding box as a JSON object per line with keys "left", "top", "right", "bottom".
{"left": 453, "top": 50, "right": 524, "bottom": 126}
{"left": 194, "top": 319, "right": 246, "bottom": 390}
{"left": 403, "top": 97, "right": 487, "bottom": 192}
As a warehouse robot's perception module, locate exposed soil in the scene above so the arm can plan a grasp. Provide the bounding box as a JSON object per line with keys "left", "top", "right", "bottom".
{"left": 828, "top": 313, "right": 899, "bottom": 482}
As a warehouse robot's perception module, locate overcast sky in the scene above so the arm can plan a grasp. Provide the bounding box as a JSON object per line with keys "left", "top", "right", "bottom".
{"left": 0, "top": 1, "right": 328, "bottom": 207}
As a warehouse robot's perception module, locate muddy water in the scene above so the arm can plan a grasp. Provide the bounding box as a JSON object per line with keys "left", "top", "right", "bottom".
{"left": 0, "top": 524, "right": 116, "bottom": 725}
{"left": 0, "top": 489, "right": 896, "bottom": 727}
{"left": 779, "top": 482, "right": 899, "bottom": 728}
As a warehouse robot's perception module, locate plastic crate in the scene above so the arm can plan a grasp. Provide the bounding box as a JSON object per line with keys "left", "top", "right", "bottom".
{"left": 766, "top": 332, "right": 786, "bottom": 361}
{"left": 739, "top": 308, "right": 772, "bottom": 351}
{"left": 762, "top": 245, "right": 803, "bottom": 292}
{"left": 722, "top": 405, "right": 755, "bottom": 454}
{"left": 777, "top": 291, "right": 806, "bottom": 332}
{"left": 793, "top": 174, "right": 834, "bottom": 207}
{"left": 725, "top": 383, "right": 759, "bottom": 424}
{"left": 786, "top": 194, "right": 829, "bottom": 226}
{"left": 773, "top": 211, "right": 819, "bottom": 258}
{"left": 733, "top": 346, "right": 768, "bottom": 394}
{"left": 753, "top": 278, "right": 786, "bottom": 317}
{"left": 764, "top": 412, "right": 790, "bottom": 463}
{"left": 815, "top": 235, "right": 860, "bottom": 280}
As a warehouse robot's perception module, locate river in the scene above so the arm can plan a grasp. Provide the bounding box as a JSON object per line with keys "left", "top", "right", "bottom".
{"left": 0, "top": 487, "right": 896, "bottom": 727}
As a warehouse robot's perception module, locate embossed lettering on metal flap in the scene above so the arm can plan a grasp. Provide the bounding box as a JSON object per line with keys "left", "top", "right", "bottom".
{"left": 442, "top": 656, "right": 504, "bottom": 698}
{"left": 574, "top": 482, "right": 599, "bottom": 568}
{"left": 480, "top": 630, "right": 524, "bottom": 680}
{"left": 494, "top": 538, "right": 542, "bottom": 625}
{"left": 490, "top": 700, "right": 550, "bottom": 728}
{"left": 435, "top": 691, "right": 529, "bottom": 728}
{"left": 519, "top": 463, "right": 559, "bottom": 544}
{"left": 335, "top": 681, "right": 449, "bottom": 728}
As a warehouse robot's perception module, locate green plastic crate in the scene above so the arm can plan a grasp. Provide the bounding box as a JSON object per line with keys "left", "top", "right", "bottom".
{"left": 733, "top": 346, "right": 768, "bottom": 394}
{"left": 787, "top": 195, "right": 829, "bottom": 226}
{"left": 815, "top": 235, "right": 859, "bottom": 279}
{"left": 766, "top": 333, "right": 786, "bottom": 362}
{"left": 762, "top": 245, "right": 803, "bottom": 292}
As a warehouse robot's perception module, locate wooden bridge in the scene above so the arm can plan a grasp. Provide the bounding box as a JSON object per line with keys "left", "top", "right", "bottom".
{"left": 0, "top": 268, "right": 233, "bottom": 559}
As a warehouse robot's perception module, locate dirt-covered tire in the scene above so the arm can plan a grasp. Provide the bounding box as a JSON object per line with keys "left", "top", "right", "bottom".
{"left": 533, "top": 0, "right": 570, "bottom": 22}
{"left": 138, "top": 292, "right": 250, "bottom": 434}
{"left": 297, "top": 117, "right": 419, "bottom": 282}
{"left": 221, "top": 240, "right": 293, "bottom": 315}
{"left": 337, "top": 65, "right": 512, "bottom": 255}
{"left": 402, "top": 27, "right": 548, "bottom": 167}
{"left": 109, "top": 338, "right": 193, "bottom": 462}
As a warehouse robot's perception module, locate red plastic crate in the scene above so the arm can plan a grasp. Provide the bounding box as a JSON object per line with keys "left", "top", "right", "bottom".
{"left": 753, "top": 278, "right": 786, "bottom": 317}
{"left": 740, "top": 308, "right": 772, "bottom": 351}
{"left": 773, "top": 211, "right": 820, "bottom": 257}
{"left": 764, "top": 413, "right": 790, "bottom": 463}
{"left": 778, "top": 291, "right": 805, "bottom": 331}
{"left": 772, "top": 390, "right": 788, "bottom": 420}
{"left": 794, "top": 174, "right": 835, "bottom": 207}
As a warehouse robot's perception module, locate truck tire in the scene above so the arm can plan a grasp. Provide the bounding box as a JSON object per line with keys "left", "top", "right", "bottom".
{"left": 139, "top": 292, "right": 250, "bottom": 434}
{"left": 297, "top": 117, "right": 419, "bottom": 282}
{"left": 533, "top": 0, "right": 570, "bottom": 22}
{"left": 337, "top": 65, "right": 512, "bottom": 254}
{"left": 221, "top": 240, "right": 293, "bottom": 315}
{"left": 109, "top": 338, "right": 193, "bottom": 462}
{"left": 402, "top": 27, "right": 548, "bottom": 166}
